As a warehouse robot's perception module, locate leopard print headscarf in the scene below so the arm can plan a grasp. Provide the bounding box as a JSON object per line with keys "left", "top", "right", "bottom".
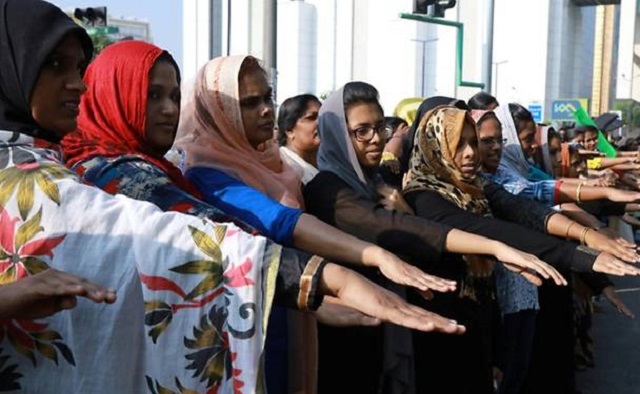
{"left": 403, "top": 105, "right": 490, "bottom": 216}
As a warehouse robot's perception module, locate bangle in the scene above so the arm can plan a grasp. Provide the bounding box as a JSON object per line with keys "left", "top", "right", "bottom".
{"left": 576, "top": 182, "right": 584, "bottom": 203}
{"left": 381, "top": 152, "right": 398, "bottom": 163}
{"left": 580, "top": 227, "right": 591, "bottom": 245}
{"left": 297, "top": 255, "right": 325, "bottom": 311}
{"left": 565, "top": 221, "right": 576, "bottom": 239}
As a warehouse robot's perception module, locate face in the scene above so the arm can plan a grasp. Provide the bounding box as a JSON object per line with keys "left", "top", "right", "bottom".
{"left": 454, "top": 122, "right": 479, "bottom": 178}
{"left": 518, "top": 120, "right": 537, "bottom": 158}
{"left": 239, "top": 68, "right": 275, "bottom": 150}
{"left": 477, "top": 117, "right": 503, "bottom": 173}
{"left": 346, "top": 102, "right": 385, "bottom": 169}
{"left": 583, "top": 130, "right": 598, "bottom": 151}
{"left": 30, "top": 34, "right": 87, "bottom": 136}
{"left": 286, "top": 100, "right": 321, "bottom": 153}
{"left": 145, "top": 61, "right": 181, "bottom": 158}
{"left": 572, "top": 133, "right": 584, "bottom": 147}
{"left": 549, "top": 136, "right": 562, "bottom": 176}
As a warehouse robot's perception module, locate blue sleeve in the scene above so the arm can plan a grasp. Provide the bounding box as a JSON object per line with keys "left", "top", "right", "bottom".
{"left": 489, "top": 167, "right": 557, "bottom": 206}
{"left": 185, "top": 167, "right": 303, "bottom": 246}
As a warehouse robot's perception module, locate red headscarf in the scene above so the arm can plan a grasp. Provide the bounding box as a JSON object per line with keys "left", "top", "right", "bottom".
{"left": 61, "top": 40, "right": 200, "bottom": 196}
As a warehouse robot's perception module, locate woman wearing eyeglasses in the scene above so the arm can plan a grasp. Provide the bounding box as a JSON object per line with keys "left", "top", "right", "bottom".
{"left": 303, "top": 82, "right": 567, "bottom": 394}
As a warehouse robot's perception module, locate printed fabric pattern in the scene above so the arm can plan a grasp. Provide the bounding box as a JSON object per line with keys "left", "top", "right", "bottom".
{"left": 0, "top": 132, "right": 278, "bottom": 394}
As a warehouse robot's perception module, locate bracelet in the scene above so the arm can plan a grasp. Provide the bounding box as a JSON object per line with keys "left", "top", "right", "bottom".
{"left": 579, "top": 227, "right": 591, "bottom": 245}
{"left": 297, "top": 255, "right": 325, "bottom": 311}
{"left": 565, "top": 221, "right": 576, "bottom": 239}
{"left": 576, "top": 182, "right": 584, "bottom": 203}
{"left": 381, "top": 152, "right": 398, "bottom": 163}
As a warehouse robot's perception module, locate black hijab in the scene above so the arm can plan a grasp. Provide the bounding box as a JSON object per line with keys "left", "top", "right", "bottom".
{"left": 399, "top": 96, "right": 468, "bottom": 173}
{"left": 0, "top": 0, "right": 93, "bottom": 142}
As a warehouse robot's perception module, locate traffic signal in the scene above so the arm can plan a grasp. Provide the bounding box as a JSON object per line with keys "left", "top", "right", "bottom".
{"left": 413, "top": 0, "right": 456, "bottom": 18}
{"left": 74, "top": 7, "right": 107, "bottom": 27}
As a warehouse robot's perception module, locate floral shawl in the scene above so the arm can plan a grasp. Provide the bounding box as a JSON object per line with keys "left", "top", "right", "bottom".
{"left": 0, "top": 2, "right": 279, "bottom": 392}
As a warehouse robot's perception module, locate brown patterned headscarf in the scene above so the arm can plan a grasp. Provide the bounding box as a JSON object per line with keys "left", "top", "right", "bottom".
{"left": 403, "top": 105, "right": 489, "bottom": 215}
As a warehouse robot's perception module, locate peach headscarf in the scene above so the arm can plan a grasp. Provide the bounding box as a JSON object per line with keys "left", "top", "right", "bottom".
{"left": 174, "top": 55, "right": 304, "bottom": 208}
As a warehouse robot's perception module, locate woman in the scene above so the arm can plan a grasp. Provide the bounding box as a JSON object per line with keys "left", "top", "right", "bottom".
{"left": 0, "top": 2, "right": 464, "bottom": 392}
{"left": 467, "top": 91, "right": 499, "bottom": 110}
{"left": 304, "top": 82, "right": 565, "bottom": 394}
{"left": 276, "top": 93, "right": 321, "bottom": 185}
{"left": 402, "top": 105, "right": 640, "bottom": 392}
{"left": 380, "top": 96, "right": 469, "bottom": 189}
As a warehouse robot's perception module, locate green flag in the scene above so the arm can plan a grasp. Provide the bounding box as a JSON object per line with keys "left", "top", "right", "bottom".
{"left": 572, "top": 106, "right": 617, "bottom": 158}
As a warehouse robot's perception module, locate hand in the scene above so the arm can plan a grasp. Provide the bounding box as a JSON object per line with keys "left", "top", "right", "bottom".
{"left": 622, "top": 213, "right": 640, "bottom": 227}
{"left": 601, "top": 286, "right": 635, "bottom": 319}
{"left": 605, "top": 188, "right": 640, "bottom": 203}
{"left": 585, "top": 229, "right": 640, "bottom": 263}
{"left": 0, "top": 269, "right": 117, "bottom": 319}
{"left": 584, "top": 178, "right": 608, "bottom": 188}
{"left": 372, "top": 248, "right": 458, "bottom": 294}
{"left": 380, "top": 158, "right": 401, "bottom": 175}
{"left": 378, "top": 185, "right": 414, "bottom": 214}
{"left": 314, "top": 296, "right": 381, "bottom": 327}
{"left": 320, "top": 263, "right": 466, "bottom": 334}
{"left": 492, "top": 242, "right": 567, "bottom": 286}
{"left": 592, "top": 252, "right": 640, "bottom": 276}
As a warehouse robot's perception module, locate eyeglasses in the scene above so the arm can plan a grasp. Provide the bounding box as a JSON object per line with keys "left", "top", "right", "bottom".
{"left": 350, "top": 124, "right": 392, "bottom": 142}
{"left": 479, "top": 137, "right": 507, "bottom": 146}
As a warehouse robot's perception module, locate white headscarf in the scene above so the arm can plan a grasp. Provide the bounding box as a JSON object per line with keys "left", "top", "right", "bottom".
{"left": 495, "top": 104, "right": 530, "bottom": 177}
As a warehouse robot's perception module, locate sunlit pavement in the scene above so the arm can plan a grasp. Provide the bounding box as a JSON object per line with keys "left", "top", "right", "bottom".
{"left": 575, "top": 276, "right": 640, "bottom": 394}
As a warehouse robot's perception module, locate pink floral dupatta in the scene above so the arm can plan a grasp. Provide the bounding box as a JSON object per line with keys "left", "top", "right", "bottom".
{"left": 174, "top": 55, "right": 304, "bottom": 208}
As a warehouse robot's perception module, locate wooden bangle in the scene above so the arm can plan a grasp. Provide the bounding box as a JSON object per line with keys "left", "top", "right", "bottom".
{"left": 297, "top": 255, "right": 324, "bottom": 311}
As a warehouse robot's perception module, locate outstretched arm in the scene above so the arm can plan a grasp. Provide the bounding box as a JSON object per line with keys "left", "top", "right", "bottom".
{"left": 317, "top": 262, "right": 466, "bottom": 334}
{"left": 0, "top": 269, "right": 117, "bottom": 319}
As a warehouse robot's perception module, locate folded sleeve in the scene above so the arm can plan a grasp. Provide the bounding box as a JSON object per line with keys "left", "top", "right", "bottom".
{"left": 186, "top": 167, "right": 303, "bottom": 246}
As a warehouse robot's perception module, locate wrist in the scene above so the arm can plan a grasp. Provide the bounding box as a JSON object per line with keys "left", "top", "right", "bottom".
{"left": 361, "top": 246, "right": 385, "bottom": 268}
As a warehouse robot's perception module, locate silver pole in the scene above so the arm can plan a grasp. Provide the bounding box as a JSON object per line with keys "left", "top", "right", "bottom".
{"left": 263, "top": 0, "right": 277, "bottom": 100}
{"left": 482, "top": 0, "right": 495, "bottom": 93}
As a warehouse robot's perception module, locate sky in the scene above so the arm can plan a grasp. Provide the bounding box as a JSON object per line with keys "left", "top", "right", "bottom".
{"left": 49, "top": 0, "right": 183, "bottom": 69}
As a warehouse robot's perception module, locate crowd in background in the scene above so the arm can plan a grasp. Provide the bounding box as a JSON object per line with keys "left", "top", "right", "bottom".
{"left": 2, "top": 1, "right": 640, "bottom": 393}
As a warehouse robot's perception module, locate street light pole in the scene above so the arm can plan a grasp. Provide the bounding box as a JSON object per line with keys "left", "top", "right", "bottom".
{"left": 411, "top": 37, "right": 439, "bottom": 97}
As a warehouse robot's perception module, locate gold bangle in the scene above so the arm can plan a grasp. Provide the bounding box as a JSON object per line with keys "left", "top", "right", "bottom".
{"left": 297, "top": 255, "right": 324, "bottom": 311}
{"left": 576, "top": 182, "right": 584, "bottom": 203}
{"left": 565, "top": 221, "right": 576, "bottom": 239}
{"left": 380, "top": 152, "right": 398, "bottom": 163}
{"left": 580, "top": 227, "right": 591, "bottom": 245}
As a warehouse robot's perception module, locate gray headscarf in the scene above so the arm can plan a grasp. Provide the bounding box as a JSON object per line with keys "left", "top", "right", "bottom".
{"left": 316, "top": 87, "right": 378, "bottom": 199}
